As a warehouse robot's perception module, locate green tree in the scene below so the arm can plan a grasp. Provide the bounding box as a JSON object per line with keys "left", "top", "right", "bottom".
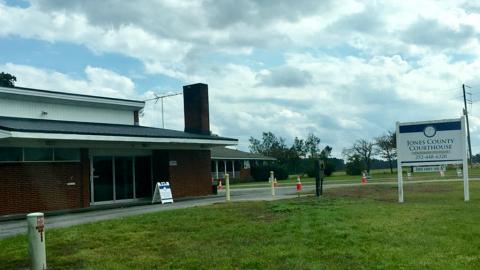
{"left": 305, "top": 133, "right": 321, "bottom": 158}
{"left": 375, "top": 131, "right": 397, "bottom": 174}
{"left": 291, "top": 137, "right": 307, "bottom": 159}
{"left": 0, "top": 72, "right": 16, "bottom": 87}
{"left": 343, "top": 139, "right": 377, "bottom": 173}
{"left": 345, "top": 154, "right": 365, "bottom": 175}
{"left": 249, "top": 132, "right": 289, "bottom": 163}
{"left": 289, "top": 137, "right": 307, "bottom": 173}
{"left": 320, "top": 145, "right": 332, "bottom": 160}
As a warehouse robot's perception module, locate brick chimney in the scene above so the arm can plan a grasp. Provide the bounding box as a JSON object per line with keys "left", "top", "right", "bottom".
{"left": 183, "top": 83, "right": 210, "bottom": 135}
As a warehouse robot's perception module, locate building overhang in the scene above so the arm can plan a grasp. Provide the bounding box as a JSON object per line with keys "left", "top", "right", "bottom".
{"left": 211, "top": 157, "right": 276, "bottom": 161}
{"left": 0, "top": 130, "right": 237, "bottom": 148}
{"left": 0, "top": 129, "right": 11, "bottom": 139}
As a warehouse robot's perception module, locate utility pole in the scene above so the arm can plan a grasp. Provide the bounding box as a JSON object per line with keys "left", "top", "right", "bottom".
{"left": 463, "top": 84, "right": 473, "bottom": 166}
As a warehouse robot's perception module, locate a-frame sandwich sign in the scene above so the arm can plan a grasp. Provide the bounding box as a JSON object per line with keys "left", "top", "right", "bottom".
{"left": 152, "top": 181, "right": 174, "bottom": 204}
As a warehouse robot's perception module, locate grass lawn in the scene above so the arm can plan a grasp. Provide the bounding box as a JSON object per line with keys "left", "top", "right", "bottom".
{"left": 2, "top": 181, "right": 480, "bottom": 269}
{"left": 231, "top": 167, "right": 480, "bottom": 189}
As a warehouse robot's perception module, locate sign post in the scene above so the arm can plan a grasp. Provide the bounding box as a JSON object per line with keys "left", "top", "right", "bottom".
{"left": 314, "top": 160, "right": 325, "bottom": 197}
{"left": 396, "top": 117, "right": 469, "bottom": 202}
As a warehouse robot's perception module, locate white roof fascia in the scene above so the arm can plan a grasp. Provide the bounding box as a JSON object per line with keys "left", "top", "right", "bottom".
{"left": 211, "top": 157, "right": 276, "bottom": 160}
{"left": 0, "top": 129, "right": 11, "bottom": 139}
{"left": 9, "top": 131, "right": 238, "bottom": 146}
{"left": 0, "top": 87, "right": 145, "bottom": 110}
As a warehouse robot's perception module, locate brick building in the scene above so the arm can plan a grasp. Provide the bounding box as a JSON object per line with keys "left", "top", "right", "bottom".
{"left": 211, "top": 147, "right": 276, "bottom": 182}
{"left": 0, "top": 83, "right": 237, "bottom": 216}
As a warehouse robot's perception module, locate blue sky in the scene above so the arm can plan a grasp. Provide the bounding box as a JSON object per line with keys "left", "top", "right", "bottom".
{"left": 2, "top": 0, "right": 480, "bottom": 157}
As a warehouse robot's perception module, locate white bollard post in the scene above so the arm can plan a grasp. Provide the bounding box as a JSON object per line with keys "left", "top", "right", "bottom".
{"left": 270, "top": 171, "right": 275, "bottom": 197}
{"left": 225, "top": 173, "right": 231, "bottom": 201}
{"left": 27, "top": 212, "right": 47, "bottom": 270}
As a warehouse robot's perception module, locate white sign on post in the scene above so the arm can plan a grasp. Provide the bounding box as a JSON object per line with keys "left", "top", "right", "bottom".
{"left": 396, "top": 117, "right": 469, "bottom": 202}
{"left": 152, "top": 181, "right": 174, "bottom": 204}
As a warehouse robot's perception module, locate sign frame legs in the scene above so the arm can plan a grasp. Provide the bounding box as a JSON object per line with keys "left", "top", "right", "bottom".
{"left": 397, "top": 164, "right": 404, "bottom": 203}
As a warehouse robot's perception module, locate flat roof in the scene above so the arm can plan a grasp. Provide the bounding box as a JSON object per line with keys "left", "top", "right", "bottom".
{"left": 211, "top": 147, "right": 276, "bottom": 160}
{"left": 0, "top": 86, "right": 145, "bottom": 110}
{"left": 0, "top": 116, "right": 237, "bottom": 145}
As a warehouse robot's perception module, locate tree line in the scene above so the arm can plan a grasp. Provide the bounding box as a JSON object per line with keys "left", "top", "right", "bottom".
{"left": 249, "top": 130, "right": 398, "bottom": 177}
{"left": 249, "top": 132, "right": 337, "bottom": 177}
{"left": 342, "top": 131, "right": 396, "bottom": 175}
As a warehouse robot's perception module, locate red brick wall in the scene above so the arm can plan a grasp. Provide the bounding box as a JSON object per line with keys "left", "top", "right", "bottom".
{"left": 80, "top": 149, "right": 90, "bottom": 208}
{"left": 0, "top": 162, "right": 83, "bottom": 215}
{"left": 240, "top": 168, "right": 252, "bottom": 179}
{"left": 168, "top": 150, "right": 211, "bottom": 198}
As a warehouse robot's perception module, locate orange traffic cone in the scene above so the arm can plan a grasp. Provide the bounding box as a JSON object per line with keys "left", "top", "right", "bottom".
{"left": 296, "top": 176, "right": 302, "bottom": 197}
{"left": 218, "top": 179, "right": 223, "bottom": 190}
{"left": 361, "top": 173, "right": 367, "bottom": 184}
{"left": 274, "top": 177, "right": 278, "bottom": 187}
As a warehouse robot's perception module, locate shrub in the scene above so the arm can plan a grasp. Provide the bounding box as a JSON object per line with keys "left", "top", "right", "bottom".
{"left": 345, "top": 155, "right": 365, "bottom": 175}
{"left": 251, "top": 165, "right": 288, "bottom": 181}
{"left": 305, "top": 160, "right": 336, "bottom": 177}
{"left": 324, "top": 162, "right": 336, "bottom": 176}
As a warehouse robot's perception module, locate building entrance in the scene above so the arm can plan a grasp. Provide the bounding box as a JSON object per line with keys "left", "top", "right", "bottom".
{"left": 91, "top": 155, "right": 152, "bottom": 204}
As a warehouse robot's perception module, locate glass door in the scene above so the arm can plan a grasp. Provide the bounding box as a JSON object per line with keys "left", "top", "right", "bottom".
{"left": 92, "top": 154, "right": 152, "bottom": 203}
{"left": 115, "top": 157, "right": 134, "bottom": 200}
{"left": 135, "top": 156, "right": 152, "bottom": 198}
{"left": 93, "top": 156, "right": 114, "bottom": 202}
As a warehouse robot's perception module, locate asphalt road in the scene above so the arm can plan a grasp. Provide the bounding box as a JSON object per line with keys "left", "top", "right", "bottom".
{"left": 0, "top": 178, "right": 476, "bottom": 239}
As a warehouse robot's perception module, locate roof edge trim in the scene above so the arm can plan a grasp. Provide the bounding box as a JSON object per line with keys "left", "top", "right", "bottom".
{"left": 9, "top": 131, "right": 238, "bottom": 145}
{"left": 211, "top": 157, "right": 276, "bottom": 160}
{"left": 0, "top": 129, "right": 11, "bottom": 139}
{"left": 0, "top": 86, "right": 145, "bottom": 109}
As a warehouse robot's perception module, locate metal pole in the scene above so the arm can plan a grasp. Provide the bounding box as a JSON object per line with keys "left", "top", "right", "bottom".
{"left": 320, "top": 160, "right": 324, "bottom": 196}
{"left": 463, "top": 84, "right": 473, "bottom": 166}
{"left": 396, "top": 122, "right": 404, "bottom": 203}
{"left": 315, "top": 160, "right": 320, "bottom": 197}
{"left": 225, "top": 173, "right": 231, "bottom": 201}
{"left": 27, "top": 212, "right": 47, "bottom": 270}
{"left": 462, "top": 116, "right": 470, "bottom": 201}
{"left": 161, "top": 98, "right": 165, "bottom": 129}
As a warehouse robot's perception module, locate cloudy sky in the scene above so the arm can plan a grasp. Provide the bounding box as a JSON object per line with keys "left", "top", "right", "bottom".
{"left": 2, "top": 0, "right": 480, "bottom": 157}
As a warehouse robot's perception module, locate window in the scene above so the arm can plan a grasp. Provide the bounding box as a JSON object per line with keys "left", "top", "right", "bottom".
{"left": 24, "top": 148, "right": 53, "bottom": 161}
{"left": 54, "top": 148, "right": 80, "bottom": 161}
{"left": 0, "top": 147, "right": 23, "bottom": 162}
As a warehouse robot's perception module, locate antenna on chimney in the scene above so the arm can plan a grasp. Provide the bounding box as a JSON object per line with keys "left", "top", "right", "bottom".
{"left": 145, "top": 92, "right": 182, "bottom": 129}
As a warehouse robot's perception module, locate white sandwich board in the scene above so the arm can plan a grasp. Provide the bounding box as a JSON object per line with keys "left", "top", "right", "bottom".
{"left": 152, "top": 181, "right": 174, "bottom": 204}
{"left": 396, "top": 117, "right": 469, "bottom": 202}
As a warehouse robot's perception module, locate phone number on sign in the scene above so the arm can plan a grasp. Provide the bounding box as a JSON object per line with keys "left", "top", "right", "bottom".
{"left": 415, "top": 154, "right": 447, "bottom": 160}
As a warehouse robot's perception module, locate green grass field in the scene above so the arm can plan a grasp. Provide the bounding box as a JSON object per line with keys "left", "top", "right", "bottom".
{"left": 230, "top": 167, "right": 480, "bottom": 188}
{"left": 2, "top": 181, "right": 480, "bottom": 269}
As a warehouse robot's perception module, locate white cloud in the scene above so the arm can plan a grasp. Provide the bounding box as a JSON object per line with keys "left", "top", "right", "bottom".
{"left": 0, "top": 63, "right": 137, "bottom": 99}
{"left": 2, "top": 0, "right": 480, "bottom": 157}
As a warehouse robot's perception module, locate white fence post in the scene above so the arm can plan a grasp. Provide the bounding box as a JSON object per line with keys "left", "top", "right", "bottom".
{"left": 27, "top": 212, "right": 47, "bottom": 270}
{"left": 225, "top": 173, "right": 231, "bottom": 201}
{"left": 270, "top": 171, "right": 275, "bottom": 197}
